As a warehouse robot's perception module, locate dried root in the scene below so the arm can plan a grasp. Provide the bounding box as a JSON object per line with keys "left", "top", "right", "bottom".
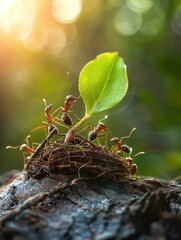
{"left": 25, "top": 134, "right": 136, "bottom": 183}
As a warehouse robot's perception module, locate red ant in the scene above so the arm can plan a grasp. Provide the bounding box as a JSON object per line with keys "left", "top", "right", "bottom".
{"left": 61, "top": 95, "right": 78, "bottom": 126}
{"left": 111, "top": 127, "right": 145, "bottom": 176}
{"left": 88, "top": 116, "right": 108, "bottom": 141}
{"left": 60, "top": 72, "right": 79, "bottom": 126}
{"left": 125, "top": 150, "right": 145, "bottom": 176}
{"left": 6, "top": 135, "right": 38, "bottom": 167}
{"left": 111, "top": 128, "right": 136, "bottom": 156}
{"left": 125, "top": 157, "right": 138, "bottom": 175}
{"left": 33, "top": 95, "right": 78, "bottom": 135}
{"left": 32, "top": 99, "right": 70, "bottom": 135}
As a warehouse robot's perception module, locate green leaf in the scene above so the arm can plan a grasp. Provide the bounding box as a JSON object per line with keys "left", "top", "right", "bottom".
{"left": 78, "top": 52, "right": 128, "bottom": 117}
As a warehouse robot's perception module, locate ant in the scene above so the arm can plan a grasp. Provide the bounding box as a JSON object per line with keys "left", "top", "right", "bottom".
{"left": 32, "top": 99, "right": 70, "bottom": 135}
{"left": 125, "top": 150, "right": 145, "bottom": 176}
{"left": 125, "top": 157, "right": 138, "bottom": 175}
{"left": 61, "top": 95, "right": 79, "bottom": 126}
{"left": 111, "top": 128, "right": 136, "bottom": 156}
{"left": 88, "top": 116, "right": 108, "bottom": 141}
{"left": 60, "top": 71, "right": 79, "bottom": 126}
{"left": 6, "top": 135, "right": 38, "bottom": 167}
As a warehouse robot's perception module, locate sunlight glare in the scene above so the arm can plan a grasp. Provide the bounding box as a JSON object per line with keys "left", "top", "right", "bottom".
{"left": 44, "top": 28, "right": 67, "bottom": 55}
{"left": 21, "top": 26, "right": 48, "bottom": 52}
{"left": 0, "top": 0, "right": 36, "bottom": 40}
{"left": 53, "top": 0, "right": 82, "bottom": 24}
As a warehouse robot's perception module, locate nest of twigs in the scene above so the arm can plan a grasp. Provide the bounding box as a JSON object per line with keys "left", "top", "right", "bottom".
{"left": 26, "top": 134, "right": 134, "bottom": 183}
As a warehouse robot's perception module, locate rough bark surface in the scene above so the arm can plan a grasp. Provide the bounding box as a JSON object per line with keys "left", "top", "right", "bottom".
{"left": 0, "top": 170, "right": 181, "bottom": 240}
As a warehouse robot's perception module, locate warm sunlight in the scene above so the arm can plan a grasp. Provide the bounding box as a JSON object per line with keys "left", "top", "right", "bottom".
{"left": 0, "top": 0, "right": 36, "bottom": 40}
{"left": 0, "top": 0, "right": 82, "bottom": 52}
{"left": 53, "top": 0, "right": 82, "bottom": 24}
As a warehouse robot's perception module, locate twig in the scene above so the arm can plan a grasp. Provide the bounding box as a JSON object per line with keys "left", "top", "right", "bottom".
{"left": 25, "top": 127, "right": 58, "bottom": 169}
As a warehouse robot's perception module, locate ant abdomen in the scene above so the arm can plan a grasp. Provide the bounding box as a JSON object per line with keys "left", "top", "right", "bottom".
{"left": 121, "top": 144, "right": 131, "bottom": 154}
{"left": 61, "top": 113, "right": 72, "bottom": 126}
{"left": 88, "top": 131, "right": 97, "bottom": 141}
{"left": 130, "top": 164, "right": 137, "bottom": 175}
{"left": 48, "top": 125, "right": 58, "bottom": 134}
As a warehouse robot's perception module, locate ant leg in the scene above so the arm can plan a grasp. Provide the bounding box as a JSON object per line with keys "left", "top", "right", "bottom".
{"left": 111, "top": 145, "right": 116, "bottom": 152}
{"left": 78, "top": 123, "right": 94, "bottom": 135}
{"left": 31, "top": 142, "right": 40, "bottom": 151}
{"left": 24, "top": 135, "right": 31, "bottom": 145}
{"left": 96, "top": 133, "right": 108, "bottom": 147}
{"left": 52, "top": 118, "right": 70, "bottom": 130}
{"left": 104, "top": 129, "right": 111, "bottom": 149}
{"left": 96, "top": 135, "right": 104, "bottom": 146}
{"left": 51, "top": 106, "right": 62, "bottom": 117}
{"left": 69, "top": 111, "right": 81, "bottom": 121}
{"left": 31, "top": 125, "right": 47, "bottom": 136}
{"left": 23, "top": 152, "right": 31, "bottom": 168}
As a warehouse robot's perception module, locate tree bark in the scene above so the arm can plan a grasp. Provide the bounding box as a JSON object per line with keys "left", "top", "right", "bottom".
{"left": 0, "top": 170, "right": 180, "bottom": 240}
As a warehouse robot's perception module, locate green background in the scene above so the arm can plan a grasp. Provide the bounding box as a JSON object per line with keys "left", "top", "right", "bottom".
{"left": 0, "top": 0, "right": 181, "bottom": 179}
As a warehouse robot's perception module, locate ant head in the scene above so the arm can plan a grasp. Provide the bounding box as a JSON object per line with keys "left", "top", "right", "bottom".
{"left": 45, "top": 104, "right": 53, "bottom": 114}
{"left": 43, "top": 99, "right": 53, "bottom": 113}
{"left": 20, "top": 144, "right": 28, "bottom": 151}
{"left": 96, "top": 115, "right": 108, "bottom": 130}
{"left": 111, "top": 137, "right": 119, "bottom": 143}
{"left": 126, "top": 157, "right": 133, "bottom": 165}
{"left": 66, "top": 95, "right": 77, "bottom": 102}
{"left": 97, "top": 122, "right": 106, "bottom": 129}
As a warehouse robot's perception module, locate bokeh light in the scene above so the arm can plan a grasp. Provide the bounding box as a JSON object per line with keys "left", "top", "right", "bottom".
{"left": 44, "top": 27, "right": 67, "bottom": 55}
{"left": 21, "top": 26, "right": 48, "bottom": 52}
{"left": 127, "top": 0, "right": 153, "bottom": 13}
{"left": 0, "top": 0, "right": 36, "bottom": 40}
{"left": 140, "top": 7, "right": 165, "bottom": 36}
{"left": 53, "top": 0, "right": 82, "bottom": 24}
{"left": 114, "top": 5, "right": 142, "bottom": 36}
{"left": 171, "top": 3, "right": 181, "bottom": 36}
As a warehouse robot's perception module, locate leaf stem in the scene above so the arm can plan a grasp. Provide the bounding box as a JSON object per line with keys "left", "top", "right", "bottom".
{"left": 72, "top": 115, "right": 89, "bottom": 131}
{"left": 64, "top": 115, "right": 89, "bottom": 143}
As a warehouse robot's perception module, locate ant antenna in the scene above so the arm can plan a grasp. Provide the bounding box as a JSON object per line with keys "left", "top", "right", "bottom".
{"left": 133, "top": 151, "right": 145, "bottom": 158}
{"left": 6, "top": 134, "right": 32, "bottom": 150}
{"left": 6, "top": 145, "right": 20, "bottom": 150}
{"left": 120, "top": 127, "right": 136, "bottom": 144}
{"left": 66, "top": 71, "right": 75, "bottom": 95}
{"left": 98, "top": 115, "right": 108, "bottom": 123}
{"left": 24, "top": 135, "right": 31, "bottom": 145}
{"left": 43, "top": 98, "right": 47, "bottom": 107}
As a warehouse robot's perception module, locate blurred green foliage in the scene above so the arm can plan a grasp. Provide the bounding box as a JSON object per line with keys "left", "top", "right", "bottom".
{"left": 0, "top": 0, "right": 180, "bottom": 179}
